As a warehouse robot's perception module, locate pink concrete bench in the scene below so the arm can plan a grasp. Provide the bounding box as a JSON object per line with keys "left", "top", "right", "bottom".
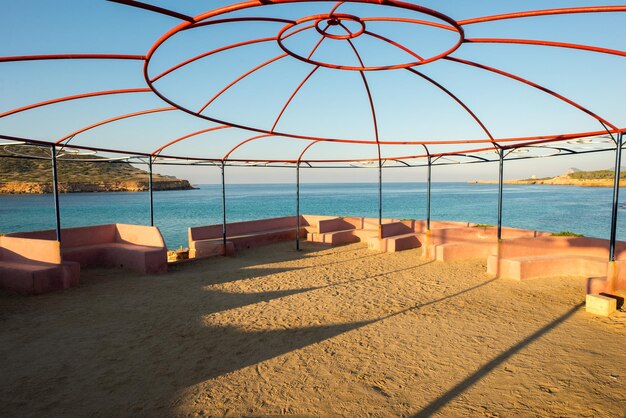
{"left": 368, "top": 221, "right": 421, "bottom": 253}
{"left": 488, "top": 254, "right": 608, "bottom": 280}
{"left": 307, "top": 218, "right": 473, "bottom": 252}
{"left": 308, "top": 217, "right": 378, "bottom": 245}
{"left": 420, "top": 226, "right": 543, "bottom": 261}
{"left": 487, "top": 236, "right": 626, "bottom": 288}
{"left": 7, "top": 224, "right": 167, "bottom": 275}
{"left": 189, "top": 216, "right": 308, "bottom": 258}
{"left": 0, "top": 236, "right": 80, "bottom": 295}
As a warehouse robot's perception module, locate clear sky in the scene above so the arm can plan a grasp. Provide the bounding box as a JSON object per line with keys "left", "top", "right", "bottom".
{"left": 0, "top": 1, "right": 624, "bottom": 183}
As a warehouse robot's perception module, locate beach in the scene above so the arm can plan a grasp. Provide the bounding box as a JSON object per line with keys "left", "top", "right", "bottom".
{"left": 1, "top": 241, "right": 624, "bottom": 417}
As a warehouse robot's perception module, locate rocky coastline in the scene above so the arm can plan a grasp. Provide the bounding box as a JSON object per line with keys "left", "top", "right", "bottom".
{"left": 470, "top": 169, "right": 625, "bottom": 188}
{"left": 470, "top": 178, "right": 625, "bottom": 188}
{"left": 0, "top": 179, "right": 195, "bottom": 194}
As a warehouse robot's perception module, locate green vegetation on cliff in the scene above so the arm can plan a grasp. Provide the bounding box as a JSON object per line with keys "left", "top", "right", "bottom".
{"left": 0, "top": 145, "right": 193, "bottom": 193}
{"left": 0, "top": 145, "right": 163, "bottom": 183}
{"left": 567, "top": 170, "right": 626, "bottom": 180}
{"left": 473, "top": 169, "right": 626, "bottom": 188}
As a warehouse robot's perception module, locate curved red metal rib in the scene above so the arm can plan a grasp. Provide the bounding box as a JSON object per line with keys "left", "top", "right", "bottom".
{"left": 271, "top": 24, "right": 329, "bottom": 133}
{"left": 151, "top": 125, "right": 232, "bottom": 156}
{"left": 271, "top": 66, "right": 321, "bottom": 133}
{"left": 55, "top": 107, "right": 176, "bottom": 145}
{"left": 307, "top": 28, "right": 329, "bottom": 60}
{"left": 151, "top": 37, "right": 277, "bottom": 82}
{"left": 188, "top": 16, "right": 293, "bottom": 30}
{"left": 222, "top": 134, "right": 274, "bottom": 161}
{"left": 459, "top": 6, "right": 626, "bottom": 26}
{"left": 0, "top": 88, "right": 151, "bottom": 119}
{"left": 465, "top": 38, "right": 626, "bottom": 58}
{"left": 363, "top": 30, "right": 424, "bottom": 61}
{"left": 342, "top": 33, "right": 383, "bottom": 177}
{"left": 329, "top": 2, "right": 345, "bottom": 15}
{"left": 107, "top": 0, "right": 193, "bottom": 21}
{"left": 405, "top": 68, "right": 496, "bottom": 144}
{"left": 278, "top": 22, "right": 319, "bottom": 42}
{"left": 360, "top": 17, "right": 456, "bottom": 32}
{"left": 444, "top": 56, "right": 619, "bottom": 131}
{"left": 152, "top": 21, "right": 313, "bottom": 83}
{"left": 0, "top": 54, "right": 145, "bottom": 63}
{"left": 297, "top": 141, "right": 320, "bottom": 163}
{"left": 197, "top": 53, "right": 288, "bottom": 114}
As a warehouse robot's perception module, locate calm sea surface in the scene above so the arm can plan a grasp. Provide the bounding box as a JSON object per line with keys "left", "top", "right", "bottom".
{"left": 1, "top": 182, "right": 624, "bottom": 248}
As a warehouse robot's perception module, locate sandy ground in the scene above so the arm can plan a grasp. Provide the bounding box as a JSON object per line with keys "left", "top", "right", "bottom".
{"left": 1, "top": 241, "right": 625, "bottom": 417}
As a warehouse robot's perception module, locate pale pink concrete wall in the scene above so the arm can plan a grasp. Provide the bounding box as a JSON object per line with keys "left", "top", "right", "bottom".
{"left": 7, "top": 224, "right": 167, "bottom": 275}
{"left": 0, "top": 236, "right": 62, "bottom": 264}
{"left": 0, "top": 236, "right": 80, "bottom": 295}
{"left": 189, "top": 216, "right": 300, "bottom": 242}
{"left": 379, "top": 222, "right": 413, "bottom": 239}
{"left": 427, "top": 226, "right": 537, "bottom": 243}
{"left": 317, "top": 217, "right": 362, "bottom": 233}
{"left": 300, "top": 215, "right": 333, "bottom": 229}
{"left": 189, "top": 216, "right": 313, "bottom": 257}
{"left": 435, "top": 242, "right": 497, "bottom": 262}
{"left": 115, "top": 224, "right": 166, "bottom": 247}
{"left": 488, "top": 254, "right": 608, "bottom": 280}
{"left": 8, "top": 225, "right": 117, "bottom": 248}
{"left": 496, "top": 236, "right": 626, "bottom": 260}
{"left": 229, "top": 228, "right": 304, "bottom": 251}
{"left": 7, "top": 224, "right": 166, "bottom": 249}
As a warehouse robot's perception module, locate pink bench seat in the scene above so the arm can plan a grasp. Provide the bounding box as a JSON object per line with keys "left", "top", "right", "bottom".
{"left": 189, "top": 216, "right": 308, "bottom": 258}
{"left": 307, "top": 217, "right": 379, "bottom": 246}
{"left": 488, "top": 254, "right": 608, "bottom": 280}
{"left": 0, "top": 236, "right": 80, "bottom": 295}
{"left": 0, "top": 260, "right": 79, "bottom": 295}
{"left": 368, "top": 221, "right": 421, "bottom": 253}
{"left": 7, "top": 224, "right": 167, "bottom": 275}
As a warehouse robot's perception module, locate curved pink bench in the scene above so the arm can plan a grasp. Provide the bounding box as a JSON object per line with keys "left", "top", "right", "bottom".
{"left": 488, "top": 236, "right": 626, "bottom": 293}
{"left": 422, "top": 226, "right": 544, "bottom": 262}
{"left": 308, "top": 217, "right": 378, "bottom": 245}
{"left": 0, "top": 236, "right": 79, "bottom": 295}
{"left": 7, "top": 224, "right": 167, "bottom": 275}
{"left": 189, "top": 216, "right": 311, "bottom": 258}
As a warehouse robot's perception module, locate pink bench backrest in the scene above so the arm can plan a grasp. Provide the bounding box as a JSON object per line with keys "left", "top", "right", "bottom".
{"left": 498, "top": 236, "right": 626, "bottom": 259}
{"left": 115, "top": 224, "right": 166, "bottom": 247}
{"left": 6, "top": 224, "right": 164, "bottom": 249}
{"left": 380, "top": 222, "right": 413, "bottom": 238}
{"left": 0, "top": 236, "right": 62, "bottom": 264}
{"left": 7, "top": 225, "right": 116, "bottom": 248}
{"left": 318, "top": 217, "right": 363, "bottom": 233}
{"left": 189, "top": 216, "right": 298, "bottom": 241}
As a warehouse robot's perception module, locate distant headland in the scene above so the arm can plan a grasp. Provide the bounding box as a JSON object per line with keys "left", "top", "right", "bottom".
{"left": 470, "top": 168, "right": 626, "bottom": 188}
{"left": 0, "top": 145, "right": 195, "bottom": 194}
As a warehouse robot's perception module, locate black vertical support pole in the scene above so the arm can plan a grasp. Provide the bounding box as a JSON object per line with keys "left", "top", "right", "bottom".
{"left": 609, "top": 132, "right": 623, "bottom": 262}
{"left": 378, "top": 160, "right": 383, "bottom": 227}
{"left": 296, "top": 162, "right": 301, "bottom": 251}
{"left": 51, "top": 145, "right": 62, "bottom": 242}
{"left": 497, "top": 148, "right": 505, "bottom": 240}
{"left": 427, "top": 157, "right": 432, "bottom": 231}
{"left": 148, "top": 157, "right": 154, "bottom": 227}
{"left": 221, "top": 161, "right": 227, "bottom": 248}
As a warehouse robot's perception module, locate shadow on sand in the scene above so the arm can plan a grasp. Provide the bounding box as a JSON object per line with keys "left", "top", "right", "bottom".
{"left": 0, "top": 242, "right": 581, "bottom": 416}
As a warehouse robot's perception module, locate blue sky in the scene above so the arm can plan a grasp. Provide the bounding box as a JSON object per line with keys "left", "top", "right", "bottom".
{"left": 0, "top": 1, "right": 625, "bottom": 183}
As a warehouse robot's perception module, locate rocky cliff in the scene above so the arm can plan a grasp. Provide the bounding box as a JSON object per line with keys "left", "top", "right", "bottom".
{"left": 0, "top": 145, "right": 195, "bottom": 194}
{"left": 471, "top": 169, "right": 626, "bottom": 188}
{"left": 0, "top": 179, "right": 194, "bottom": 194}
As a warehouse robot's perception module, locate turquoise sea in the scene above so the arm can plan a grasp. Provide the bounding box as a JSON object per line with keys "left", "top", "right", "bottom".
{"left": 0, "top": 183, "right": 624, "bottom": 248}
